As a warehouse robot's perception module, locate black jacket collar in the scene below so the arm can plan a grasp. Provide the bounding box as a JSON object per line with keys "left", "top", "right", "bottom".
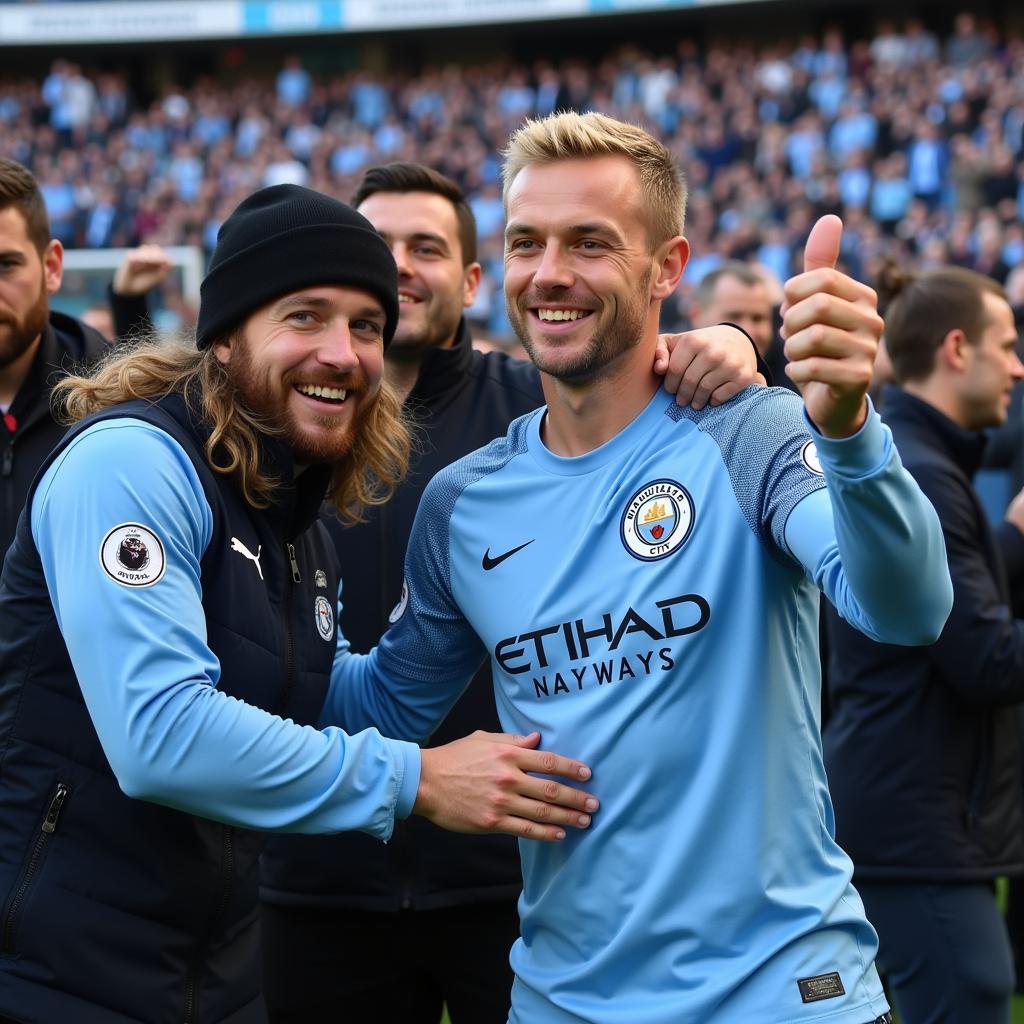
{"left": 407, "top": 318, "right": 474, "bottom": 408}
{"left": 9, "top": 312, "right": 109, "bottom": 433}
{"left": 881, "top": 384, "right": 988, "bottom": 478}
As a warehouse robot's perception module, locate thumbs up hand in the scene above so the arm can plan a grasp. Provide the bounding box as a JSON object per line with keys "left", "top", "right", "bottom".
{"left": 781, "top": 215, "right": 883, "bottom": 438}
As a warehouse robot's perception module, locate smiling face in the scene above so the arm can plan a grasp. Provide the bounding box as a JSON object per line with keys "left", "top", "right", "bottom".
{"left": 213, "top": 285, "right": 386, "bottom": 465}
{"left": 356, "top": 190, "right": 479, "bottom": 358}
{"left": 503, "top": 156, "right": 684, "bottom": 384}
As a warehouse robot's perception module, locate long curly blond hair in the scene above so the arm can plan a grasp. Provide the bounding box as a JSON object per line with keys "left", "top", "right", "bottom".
{"left": 54, "top": 337, "right": 411, "bottom": 524}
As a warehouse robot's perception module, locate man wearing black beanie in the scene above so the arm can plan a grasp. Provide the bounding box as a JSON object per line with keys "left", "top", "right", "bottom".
{"left": 0, "top": 183, "right": 599, "bottom": 1024}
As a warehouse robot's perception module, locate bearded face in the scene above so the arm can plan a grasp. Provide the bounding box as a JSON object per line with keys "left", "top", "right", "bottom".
{"left": 0, "top": 263, "right": 49, "bottom": 371}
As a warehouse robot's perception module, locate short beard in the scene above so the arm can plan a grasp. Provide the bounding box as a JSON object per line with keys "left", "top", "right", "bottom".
{"left": 224, "top": 340, "right": 376, "bottom": 466}
{"left": 387, "top": 295, "right": 464, "bottom": 361}
{"left": 0, "top": 272, "right": 48, "bottom": 369}
{"left": 508, "top": 269, "right": 652, "bottom": 384}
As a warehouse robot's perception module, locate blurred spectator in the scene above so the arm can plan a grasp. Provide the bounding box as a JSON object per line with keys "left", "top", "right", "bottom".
{"left": 276, "top": 54, "right": 311, "bottom": 107}
{"left": 79, "top": 303, "right": 114, "bottom": 339}
{"left": 945, "top": 12, "right": 993, "bottom": 67}
{"left": 690, "top": 261, "right": 774, "bottom": 357}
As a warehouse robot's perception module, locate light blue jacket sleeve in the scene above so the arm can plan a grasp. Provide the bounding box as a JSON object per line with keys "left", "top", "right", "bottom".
{"left": 32, "top": 418, "right": 420, "bottom": 836}
{"left": 784, "top": 403, "right": 953, "bottom": 645}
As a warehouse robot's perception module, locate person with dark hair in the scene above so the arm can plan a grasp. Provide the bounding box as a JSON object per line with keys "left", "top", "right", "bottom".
{"left": 324, "top": 112, "right": 950, "bottom": 1024}
{"left": 259, "top": 161, "right": 771, "bottom": 1024}
{"left": 824, "top": 264, "right": 1024, "bottom": 1024}
{"left": 0, "top": 183, "right": 603, "bottom": 1024}
{"left": 691, "top": 261, "right": 774, "bottom": 357}
{"left": 0, "top": 156, "right": 111, "bottom": 556}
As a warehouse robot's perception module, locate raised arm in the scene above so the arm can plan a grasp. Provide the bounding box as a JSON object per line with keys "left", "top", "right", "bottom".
{"left": 777, "top": 215, "right": 952, "bottom": 642}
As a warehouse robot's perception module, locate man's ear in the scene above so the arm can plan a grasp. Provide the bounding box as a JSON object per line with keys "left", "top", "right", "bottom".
{"left": 462, "top": 262, "right": 482, "bottom": 309}
{"left": 43, "top": 239, "right": 63, "bottom": 295}
{"left": 211, "top": 338, "right": 232, "bottom": 365}
{"left": 651, "top": 236, "right": 689, "bottom": 301}
{"left": 938, "top": 327, "right": 970, "bottom": 372}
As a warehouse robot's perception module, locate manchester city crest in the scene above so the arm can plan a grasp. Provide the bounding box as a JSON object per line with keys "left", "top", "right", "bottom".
{"left": 314, "top": 595, "right": 334, "bottom": 641}
{"left": 620, "top": 479, "right": 694, "bottom": 561}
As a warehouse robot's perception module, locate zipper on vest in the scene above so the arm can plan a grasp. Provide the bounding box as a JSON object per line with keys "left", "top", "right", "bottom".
{"left": 183, "top": 825, "right": 235, "bottom": 1024}
{"left": 272, "top": 542, "right": 302, "bottom": 721}
{"left": 1, "top": 782, "right": 68, "bottom": 954}
{"left": 2, "top": 444, "right": 12, "bottom": 478}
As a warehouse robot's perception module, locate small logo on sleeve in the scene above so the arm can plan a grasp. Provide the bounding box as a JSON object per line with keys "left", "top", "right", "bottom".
{"left": 797, "top": 971, "right": 845, "bottom": 1004}
{"left": 620, "top": 479, "right": 694, "bottom": 561}
{"left": 388, "top": 580, "right": 409, "bottom": 624}
{"left": 314, "top": 569, "right": 328, "bottom": 589}
{"left": 314, "top": 596, "right": 334, "bottom": 641}
{"left": 100, "top": 523, "right": 166, "bottom": 588}
{"left": 800, "top": 440, "right": 824, "bottom": 475}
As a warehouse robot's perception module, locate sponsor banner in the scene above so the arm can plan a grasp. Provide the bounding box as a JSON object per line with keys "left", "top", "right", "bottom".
{"left": 342, "top": 0, "right": 585, "bottom": 30}
{"left": 244, "top": 1, "right": 343, "bottom": 34}
{"left": 0, "top": 2, "right": 240, "bottom": 43}
{"left": 0, "top": 0, "right": 773, "bottom": 43}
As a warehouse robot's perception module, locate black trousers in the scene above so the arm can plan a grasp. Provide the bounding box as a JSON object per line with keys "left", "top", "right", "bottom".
{"left": 261, "top": 899, "right": 519, "bottom": 1024}
{"left": 860, "top": 880, "right": 1014, "bottom": 1024}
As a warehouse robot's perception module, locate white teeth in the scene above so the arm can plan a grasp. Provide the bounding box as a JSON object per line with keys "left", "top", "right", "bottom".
{"left": 297, "top": 385, "right": 347, "bottom": 401}
{"left": 537, "top": 309, "right": 587, "bottom": 322}
{"left": 398, "top": 294, "right": 418, "bottom": 304}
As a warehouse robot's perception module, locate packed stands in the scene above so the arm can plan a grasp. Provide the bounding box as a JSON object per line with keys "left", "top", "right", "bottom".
{"left": 2, "top": 10, "right": 1022, "bottom": 338}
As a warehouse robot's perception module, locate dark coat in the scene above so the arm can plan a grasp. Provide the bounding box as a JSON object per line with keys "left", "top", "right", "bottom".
{"left": 0, "top": 394, "right": 339, "bottom": 1023}
{"left": 260, "top": 321, "right": 543, "bottom": 910}
{"left": 824, "top": 385, "right": 1024, "bottom": 881}
{"left": 0, "top": 311, "right": 110, "bottom": 557}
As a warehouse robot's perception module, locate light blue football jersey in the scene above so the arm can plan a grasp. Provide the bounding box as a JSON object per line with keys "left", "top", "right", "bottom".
{"left": 328, "top": 385, "right": 951, "bottom": 1024}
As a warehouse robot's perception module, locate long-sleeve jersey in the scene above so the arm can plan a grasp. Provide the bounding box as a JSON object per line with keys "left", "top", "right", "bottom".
{"left": 30, "top": 417, "right": 420, "bottom": 836}
{"left": 326, "top": 385, "right": 952, "bottom": 1024}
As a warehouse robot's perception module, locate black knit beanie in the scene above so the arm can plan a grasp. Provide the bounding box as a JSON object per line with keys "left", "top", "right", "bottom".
{"left": 196, "top": 184, "right": 399, "bottom": 349}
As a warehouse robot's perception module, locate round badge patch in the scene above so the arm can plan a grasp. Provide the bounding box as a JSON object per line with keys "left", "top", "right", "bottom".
{"left": 801, "top": 440, "right": 824, "bottom": 475}
{"left": 620, "top": 479, "right": 695, "bottom": 561}
{"left": 100, "top": 523, "right": 166, "bottom": 588}
{"left": 388, "top": 580, "right": 409, "bottom": 625}
{"left": 314, "top": 595, "right": 334, "bottom": 642}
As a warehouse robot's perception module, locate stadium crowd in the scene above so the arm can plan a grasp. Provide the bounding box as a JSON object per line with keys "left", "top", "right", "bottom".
{"left": 1, "top": 11, "right": 1023, "bottom": 339}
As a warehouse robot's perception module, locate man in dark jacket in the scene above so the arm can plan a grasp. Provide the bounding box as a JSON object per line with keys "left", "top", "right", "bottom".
{"left": 824, "top": 265, "right": 1024, "bottom": 1024}
{"left": 0, "top": 157, "right": 110, "bottom": 556}
{"left": 259, "top": 163, "right": 768, "bottom": 1023}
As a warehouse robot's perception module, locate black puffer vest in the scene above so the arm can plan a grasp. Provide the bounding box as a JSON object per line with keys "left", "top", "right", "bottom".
{"left": 0, "top": 393, "right": 339, "bottom": 1024}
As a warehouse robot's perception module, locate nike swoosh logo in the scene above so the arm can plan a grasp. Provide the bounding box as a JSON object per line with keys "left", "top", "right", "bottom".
{"left": 482, "top": 540, "right": 535, "bottom": 571}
